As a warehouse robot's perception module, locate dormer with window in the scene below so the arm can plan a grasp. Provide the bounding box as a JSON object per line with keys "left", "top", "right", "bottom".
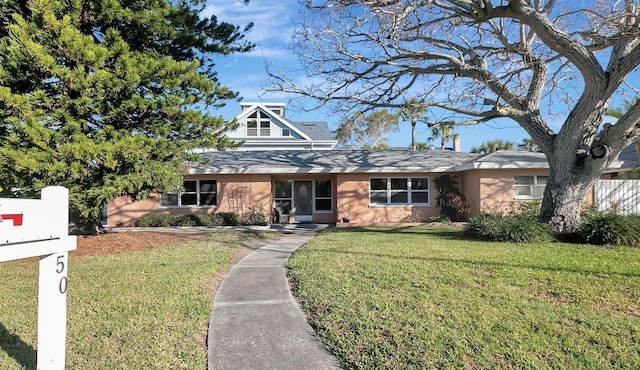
{"left": 224, "top": 102, "right": 338, "bottom": 151}
{"left": 246, "top": 109, "right": 271, "bottom": 137}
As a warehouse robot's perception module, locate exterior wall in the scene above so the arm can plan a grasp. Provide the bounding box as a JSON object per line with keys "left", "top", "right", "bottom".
{"left": 474, "top": 168, "right": 549, "bottom": 215}
{"left": 216, "top": 174, "right": 273, "bottom": 215}
{"left": 335, "top": 172, "right": 441, "bottom": 224}
{"left": 460, "top": 170, "right": 482, "bottom": 217}
{"left": 106, "top": 174, "right": 272, "bottom": 227}
{"left": 461, "top": 168, "right": 595, "bottom": 216}
{"left": 107, "top": 196, "right": 161, "bottom": 227}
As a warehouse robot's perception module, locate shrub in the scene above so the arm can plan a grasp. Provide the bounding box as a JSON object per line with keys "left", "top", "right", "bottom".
{"left": 569, "top": 213, "right": 640, "bottom": 247}
{"left": 219, "top": 212, "right": 241, "bottom": 226}
{"left": 170, "top": 214, "right": 215, "bottom": 227}
{"left": 208, "top": 214, "right": 225, "bottom": 226}
{"left": 429, "top": 214, "right": 451, "bottom": 223}
{"left": 131, "top": 212, "right": 244, "bottom": 228}
{"left": 244, "top": 204, "right": 268, "bottom": 226}
{"left": 133, "top": 212, "right": 175, "bottom": 227}
{"left": 433, "top": 175, "right": 471, "bottom": 221}
{"left": 464, "top": 213, "right": 555, "bottom": 243}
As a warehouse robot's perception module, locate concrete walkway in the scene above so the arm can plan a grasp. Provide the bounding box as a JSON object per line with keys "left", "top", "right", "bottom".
{"left": 208, "top": 225, "right": 342, "bottom": 370}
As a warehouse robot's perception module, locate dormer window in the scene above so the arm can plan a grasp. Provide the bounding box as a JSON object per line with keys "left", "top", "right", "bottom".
{"left": 282, "top": 128, "right": 290, "bottom": 137}
{"left": 246, "top": 110, "right": 271, "bottom": 137}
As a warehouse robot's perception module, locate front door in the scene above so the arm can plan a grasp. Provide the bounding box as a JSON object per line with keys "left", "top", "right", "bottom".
{"left": 293, "top": 181, "right": 313, "bottom": 222}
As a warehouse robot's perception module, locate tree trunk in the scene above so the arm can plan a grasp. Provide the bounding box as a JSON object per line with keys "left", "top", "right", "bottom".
{"left": 411, "top": 121, "right": 416, "bottom": 150}
{"left": 539, "top": 181, "right": 585, "bottom": 234}
{"left": 538, "top": 157, "right": 602, "bottom": 233}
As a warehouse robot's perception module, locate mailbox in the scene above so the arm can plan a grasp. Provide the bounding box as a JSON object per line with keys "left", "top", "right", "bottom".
{"left": 0, "top": 186, "right": 77, "bottom": 369}
{"left": 0, "top": 187, "right": 76, "bottom": 262}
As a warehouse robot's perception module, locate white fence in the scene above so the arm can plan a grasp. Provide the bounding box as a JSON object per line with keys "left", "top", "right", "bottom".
{"left": 594, "top": 179, "right": 640, "bottom": 215}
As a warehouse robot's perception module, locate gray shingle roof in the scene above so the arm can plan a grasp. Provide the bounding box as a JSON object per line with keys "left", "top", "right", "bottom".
{"left": 618, "top": 145, "right": 638, "bottom": 169}
{"left": 454, "top": 150, "right": 549, "bottom": 170}
{"left": 289, "top": 121, "right": 335, "bottom": 140}
{"left": 191, "top": 150, "right": 480, "bottom": 175}
{"left": 605, "top": 145, "right": 639, "bottom": 173}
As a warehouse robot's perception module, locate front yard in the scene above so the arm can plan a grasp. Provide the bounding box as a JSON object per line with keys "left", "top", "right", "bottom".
{"left": 0, "top": 230, "right": 271, "bottom": 369}
{"left": 287, "top": 226, "right": 640, "bottom": 369}
{"left": 2, "top": 226, "right": 638, "bottom": 369}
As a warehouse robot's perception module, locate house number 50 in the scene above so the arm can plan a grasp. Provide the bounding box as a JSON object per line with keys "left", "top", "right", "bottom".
{"left": 56, "top": 254, "right": 68, "bottom": 294}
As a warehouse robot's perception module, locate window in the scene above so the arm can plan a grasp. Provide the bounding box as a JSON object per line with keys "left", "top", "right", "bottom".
{"left": 315, "top": 180, "right": 332, "bottom": 211}
{"left": 260, "top": 120, "right": 270, "bottom": 136}
{"left": 514, "top": 175, "right": 547, "bottom": 199}
{"left": 282, "top": 128, "right": 290, "bottom": 137}
{"left": 247, "top": 119, "right": 257, "bottom": 136}
{"left": 246, "top": 110, "right": 271, "bottom": 137}
{"left": 274, "top": 180, "right": 292, "bottom": 214}
{"left": 411, "top": 178, "right": 430, "bottom": 203}
{"left": 161, "top": 180, "right": 217, "bottom": 207}
{"left": 369, "top": 177, "right": 430, "bottom": 205}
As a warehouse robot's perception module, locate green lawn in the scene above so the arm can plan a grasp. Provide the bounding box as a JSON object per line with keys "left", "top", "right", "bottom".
{"left": 287, "top": 226, "right": 640, "bottom": 369}
{"left": 0, "top": 230, "right": 267, "bottom": 369}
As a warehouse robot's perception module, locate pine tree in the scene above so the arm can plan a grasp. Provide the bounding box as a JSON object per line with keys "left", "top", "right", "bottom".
{"left": 0, "top": 0, "right": 253, "bottom": 231}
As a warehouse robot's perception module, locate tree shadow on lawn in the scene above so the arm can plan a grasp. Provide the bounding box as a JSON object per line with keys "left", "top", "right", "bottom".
{"left": 309, "top": 248, "right": 640, "bottom": 278}
{"left": 0, "top": 322, "right": 36, "bottom": 370}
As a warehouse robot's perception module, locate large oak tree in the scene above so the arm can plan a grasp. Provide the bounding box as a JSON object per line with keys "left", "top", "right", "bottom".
{"left": 0, "top": 0, "right": 253, "bottom": 230}
{"left": 269, "top": 0, "right": 640, "bottom": 232}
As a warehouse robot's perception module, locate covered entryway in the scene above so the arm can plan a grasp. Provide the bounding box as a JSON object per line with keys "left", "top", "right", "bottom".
{"left": 273, "top": 178, "right": 335, "bottom": 223}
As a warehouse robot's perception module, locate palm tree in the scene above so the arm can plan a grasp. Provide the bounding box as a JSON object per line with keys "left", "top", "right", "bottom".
{"left": 517, "top": 137, "right": 542, "bottom": 152}
{"left": 399, "top": 98, "right": 428, "bottom": 150}
{"left": 428, "top": 124, "right": 459, "bottom": 150}
{"left": 471, "top": 139, "right": 515, "bottom": 154}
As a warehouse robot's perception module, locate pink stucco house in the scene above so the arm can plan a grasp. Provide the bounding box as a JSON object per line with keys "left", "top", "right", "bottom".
{"left": 105, "top": 103, "right": 639, "bottom": 227}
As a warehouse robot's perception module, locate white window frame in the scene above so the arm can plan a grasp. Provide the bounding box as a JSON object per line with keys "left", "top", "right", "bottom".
{"left": 369, "top": 177, "right": 430, "bottom": 206}
{"left": 246, "top": 109, "right": 271, "bottom": 137}
{"left": 161, "top": 179, "right": 217, "bottom": 208}
{"left": 514, "top": 175, "right": 547, "bottom": 199}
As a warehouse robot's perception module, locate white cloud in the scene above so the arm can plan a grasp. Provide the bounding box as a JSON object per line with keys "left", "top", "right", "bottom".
{"left": 202, "top": 0, "right": 297, "bottom": 44}
{"left": 246, "top": 46, "right": 291, "bottom": 59}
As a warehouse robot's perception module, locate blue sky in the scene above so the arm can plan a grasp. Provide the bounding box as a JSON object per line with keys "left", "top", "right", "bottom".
{"left": 204, "top": 0, "right": 543, "bottom": 152}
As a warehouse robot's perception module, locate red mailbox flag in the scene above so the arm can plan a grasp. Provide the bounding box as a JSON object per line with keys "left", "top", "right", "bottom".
{"left": 1, "top": 214, "right": 23, "bottom": 226}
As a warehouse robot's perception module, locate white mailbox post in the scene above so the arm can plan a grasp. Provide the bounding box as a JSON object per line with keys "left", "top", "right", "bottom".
{"left": 0, "top": 186, "right": 77, "bottom": 370}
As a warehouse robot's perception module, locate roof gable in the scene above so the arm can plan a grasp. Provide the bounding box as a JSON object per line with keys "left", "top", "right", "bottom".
{"left": 234, "top": 103, "right": 312, "bottom": 141}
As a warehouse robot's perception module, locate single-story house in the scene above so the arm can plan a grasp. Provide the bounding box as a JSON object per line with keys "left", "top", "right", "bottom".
{"left": 105, "top": 102, "right": 639, "bottom": 226}
{"left": 105, "top": 149, "right": 584, "bottom": 226}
